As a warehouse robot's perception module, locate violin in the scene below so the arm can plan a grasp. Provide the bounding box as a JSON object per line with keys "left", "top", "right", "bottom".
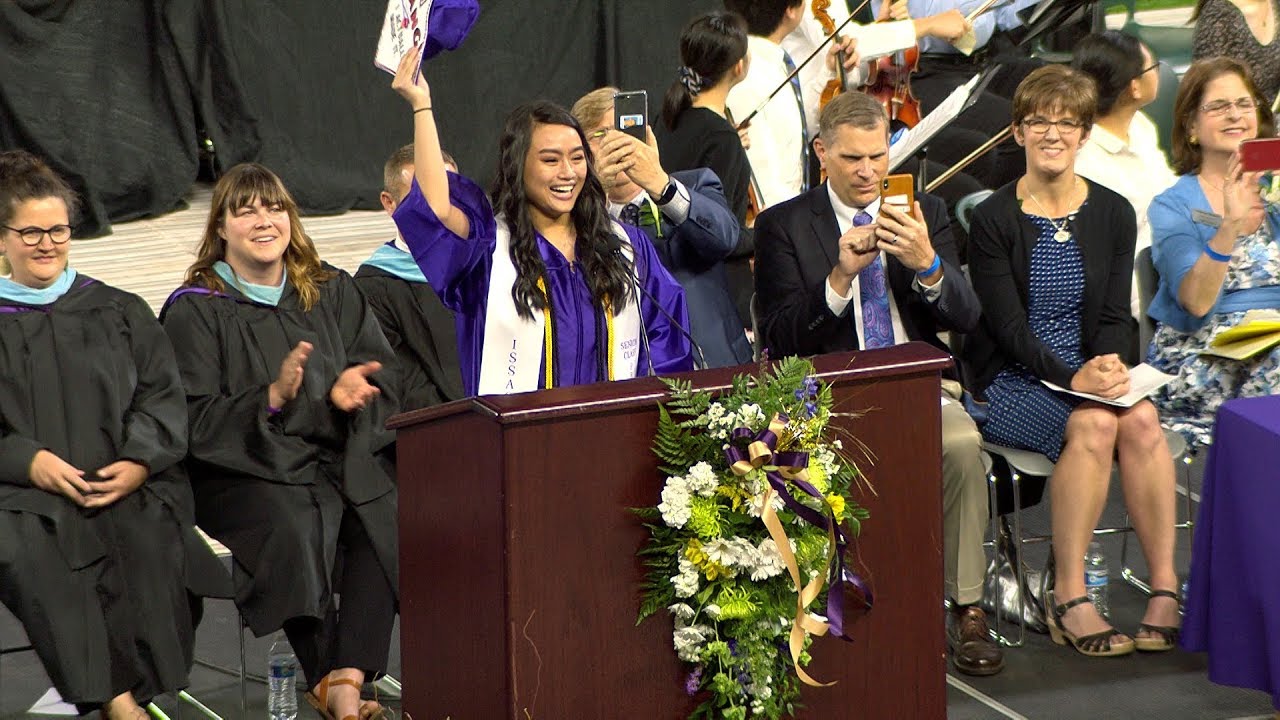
{"left": 863, "top": 1, "right": 921, "bottom": 128}
{"left": 813, "top": 0, "right": 850, "bottom": 111}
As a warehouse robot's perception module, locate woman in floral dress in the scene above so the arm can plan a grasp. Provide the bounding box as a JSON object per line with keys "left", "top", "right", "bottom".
{"left": 1147, "top": 57, "right": 1280, "bottom": 447}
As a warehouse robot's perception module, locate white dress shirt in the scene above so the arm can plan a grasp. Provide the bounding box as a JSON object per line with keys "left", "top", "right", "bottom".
{"left": 822, "top": 185, "right": 943, "bottom": 347}
{"left": 782, "top": 6, "right": 918, "bottom": 137}
{"left": 726, "top": 35, "right": 807, "bottom": 210}
{"left": 1074, "top": 111, "right": 1176, "bottom": 318}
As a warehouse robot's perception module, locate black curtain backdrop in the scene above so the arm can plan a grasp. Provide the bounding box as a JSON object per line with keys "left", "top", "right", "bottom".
{"left": 0, "top": 0, "right": 720, "bottom": 237}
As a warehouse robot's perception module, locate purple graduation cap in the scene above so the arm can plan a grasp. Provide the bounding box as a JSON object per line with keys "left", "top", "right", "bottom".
{"left": 422, "top": 0, "right": 479, "bottom": 59}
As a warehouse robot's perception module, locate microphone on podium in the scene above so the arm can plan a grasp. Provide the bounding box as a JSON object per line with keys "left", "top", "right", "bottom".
{"left": 615, "top": 247, "right": 709, "bottom": 372}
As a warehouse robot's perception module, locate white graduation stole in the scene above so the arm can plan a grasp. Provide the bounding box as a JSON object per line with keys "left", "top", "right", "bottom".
{"left": 478, "top": 217, "right": 642, "bottom": 395}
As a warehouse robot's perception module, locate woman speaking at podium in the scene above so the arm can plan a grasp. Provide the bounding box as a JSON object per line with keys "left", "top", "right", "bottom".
{"left": 388, "top": 46, "right": 693, "bottom": 396}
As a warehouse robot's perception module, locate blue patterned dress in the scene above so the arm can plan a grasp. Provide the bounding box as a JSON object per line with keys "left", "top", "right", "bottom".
{"left": 1147, "top": 220, "right": 1280, "bottom": 447}
{"left": 980, "top": 213, "right": 1088, "bottom": 462}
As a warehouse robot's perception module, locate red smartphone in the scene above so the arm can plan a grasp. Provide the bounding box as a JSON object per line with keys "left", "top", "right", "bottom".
{"left": 1240, "top": 138, "right": 1280, "bottom": 172}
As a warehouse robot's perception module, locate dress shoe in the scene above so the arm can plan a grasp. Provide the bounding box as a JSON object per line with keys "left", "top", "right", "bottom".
{"left": 948, "top": 606, "right": 1005, "bottom": 676}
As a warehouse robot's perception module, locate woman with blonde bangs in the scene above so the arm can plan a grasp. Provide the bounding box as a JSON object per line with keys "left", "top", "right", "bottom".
{"left": 162, "top": 163, "right": 400, "bottom": 720}
{"left": 965, "top": 65, "right": 1180, "bottom": 659}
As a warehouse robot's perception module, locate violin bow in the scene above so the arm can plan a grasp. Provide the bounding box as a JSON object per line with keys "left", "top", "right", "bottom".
{"left": 725, "top": 107, "right": 770, "bottom": 212}
{"left": 965, "top": 0, "right": 1008, "bottom": 22}
{"left": 734, "top": 0, "right": 873, "bottom": 129}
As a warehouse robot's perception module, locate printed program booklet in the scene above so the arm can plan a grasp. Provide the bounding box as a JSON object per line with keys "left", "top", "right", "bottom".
{"left": 1041, "top": 363, "right": 1175, "bottom": 408}
{"left": 1200, "top": 309, "right": 1280, "bottom": 360}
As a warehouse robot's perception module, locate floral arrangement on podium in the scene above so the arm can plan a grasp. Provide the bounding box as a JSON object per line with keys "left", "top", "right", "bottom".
{"left": 635, "top": 357, "right": 872, "bottom": 720}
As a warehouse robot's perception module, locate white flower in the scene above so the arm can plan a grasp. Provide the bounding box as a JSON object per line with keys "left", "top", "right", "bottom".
{"left": 728, "top": 538, "right": 758, "bottom": 569}
{"left": 832, "top": 438, "right": 843, "bottom": 450}
{"left": 737, "top": 403, "right": 765, "bottom": 427}
{"left": 673, "top": 625, "right": 708, "bottom": 662}
{"left": 702, "top": 538, "right": 739, "bottom": 568}
{"left": 659, "top": 482, "right": 691, "bottom": 528}
{"left": 704, "top": 603, "right": 723, "bottom": 620}
{"left": 706, "top": 402, "right": 726, "bottom": 422}
{"left": 750, "top": 538, "right": 786, "bottom": 581}
{"left": 668, "top": 603, "right": 695, "bottom": 624}
{"left": 685, "top": 461, "right": 718, "bottom": 497}
{"left": 673, "top": 558, "right": 700, "bottom": 598}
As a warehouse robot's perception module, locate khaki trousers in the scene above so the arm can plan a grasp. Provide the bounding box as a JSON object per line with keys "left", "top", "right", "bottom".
{"left": 940, "top": 380, "right": 989, "bottom": 606}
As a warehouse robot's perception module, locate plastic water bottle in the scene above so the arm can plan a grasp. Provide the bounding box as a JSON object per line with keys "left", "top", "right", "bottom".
{"left": 267, "top": 634, "right": 298, "bottom": 720}
{"left": 1084, "top": 541, "right": 1110, "bottom": 619}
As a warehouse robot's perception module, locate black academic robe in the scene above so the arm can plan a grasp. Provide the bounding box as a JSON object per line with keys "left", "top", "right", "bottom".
{"left": 0, "top": 276, "right": 196, "bottom": 707}
{"left": 160, "top": 266, "right": 400, "bottom": 636}
{"left": 353, "top": 264, "right": 465, "bottom": 410}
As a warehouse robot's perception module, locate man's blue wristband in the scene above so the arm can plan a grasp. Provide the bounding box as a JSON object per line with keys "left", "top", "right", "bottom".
{"left": 917, "top": 254, "right": 943, "bottom": 278}
{"left": 1203, "top": 245, "right": 1233, "bottom": 263}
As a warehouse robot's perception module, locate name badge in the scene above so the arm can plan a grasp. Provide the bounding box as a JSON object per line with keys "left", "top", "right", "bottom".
{"left": 1191, "top": 209, "right": 1222, "bottom": 228}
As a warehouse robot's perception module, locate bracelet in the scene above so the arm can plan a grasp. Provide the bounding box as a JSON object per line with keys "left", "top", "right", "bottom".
{"left": 413, "top": 106, "right": 432, "bottom": 115}
{"left": 267, "top": 404, "right": 282, "bottom": 416}
{"left": 917, "top": 254, "right": 942, "bottom": 278}
{"left": 1203, "top": 245, "right": 1233, "bottom": 263}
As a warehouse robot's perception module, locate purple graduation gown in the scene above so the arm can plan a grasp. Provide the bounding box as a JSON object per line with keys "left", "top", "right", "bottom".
{"left": 392, "top": 174, "right": 694, "bottom": 395}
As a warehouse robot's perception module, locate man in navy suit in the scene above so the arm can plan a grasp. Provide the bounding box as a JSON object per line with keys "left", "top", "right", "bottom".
{"left": 573, "top": 88, "right": 752, "bottom": 369}
{"left": 754, "top": 90, "right": 1002, "bottom": 677}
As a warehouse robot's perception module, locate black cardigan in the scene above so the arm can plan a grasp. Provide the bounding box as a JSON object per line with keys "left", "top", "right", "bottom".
{"left": 962, "top": 178, "right": 1138, "bottom": 397}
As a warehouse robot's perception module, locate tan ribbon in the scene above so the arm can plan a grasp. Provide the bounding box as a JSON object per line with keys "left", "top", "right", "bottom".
{"left": 730, "top": 413, "right": 839, "bottom": 687}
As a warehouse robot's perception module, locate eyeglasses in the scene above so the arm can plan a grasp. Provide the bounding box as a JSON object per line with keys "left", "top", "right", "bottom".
{"left": 1138, "top": 59, "right": 1160, "bottom": 77}
{"left": 1020, "top": 117, "right": 1086, "bottom": 135}
{"left": 2, "top": 224, "right": 72, "bottom": 246}
{"left": 1200, "top": 97, "right": 1257, "bottom": 117}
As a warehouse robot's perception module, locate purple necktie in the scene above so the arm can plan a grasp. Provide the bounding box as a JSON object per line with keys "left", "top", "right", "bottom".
{"left": 853, "top": 211, "right": 893, "bottom": 349}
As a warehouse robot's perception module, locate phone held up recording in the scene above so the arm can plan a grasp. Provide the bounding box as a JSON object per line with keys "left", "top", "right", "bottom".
{"left": 613, "top": 90, "right": 648, "bottom": 142}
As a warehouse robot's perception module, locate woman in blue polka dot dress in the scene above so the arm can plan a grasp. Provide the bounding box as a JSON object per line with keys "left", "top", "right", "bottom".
{"left": 964, "top": 65, "right": 1181, "bottom": 660}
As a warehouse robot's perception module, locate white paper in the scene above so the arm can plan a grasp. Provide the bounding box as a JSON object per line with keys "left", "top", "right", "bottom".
{"left": 374, "top": 0, "right": 434, "bottom": 75}
{"left": 28, "top": 687, "right": 78, "bottom": 715}
{"left": 889, "top": 73, "right": 982, "bottom": 171}
{"left": 1041, "top": 363, "right": 1174, "bottom": 408}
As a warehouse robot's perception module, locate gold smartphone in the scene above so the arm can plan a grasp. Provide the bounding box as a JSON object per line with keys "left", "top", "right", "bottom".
{"left": 880, "top": 174, "right": 915, "bottom": 213}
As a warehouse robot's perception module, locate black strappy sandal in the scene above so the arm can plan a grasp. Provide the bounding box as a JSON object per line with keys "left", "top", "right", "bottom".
{"left": 1135, "top": 589, "right": 1182, "bottom": 652}
{"left": 1048, "top": 594, "right": 1136, "bottom": 657}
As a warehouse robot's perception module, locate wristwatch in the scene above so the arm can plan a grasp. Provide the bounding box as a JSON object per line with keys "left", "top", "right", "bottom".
{"left": 654, "top": 179, "right": 679, "bottom": 205}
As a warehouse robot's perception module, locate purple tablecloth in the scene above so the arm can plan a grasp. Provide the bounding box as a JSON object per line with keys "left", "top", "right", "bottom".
{"left": 1183, "top": 394, "right": 1280, "bottom": 708}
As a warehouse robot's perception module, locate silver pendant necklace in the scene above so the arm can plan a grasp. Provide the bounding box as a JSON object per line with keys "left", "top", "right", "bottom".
{"left": 1026, "top": 181, "right": 1078, "bottom": 243}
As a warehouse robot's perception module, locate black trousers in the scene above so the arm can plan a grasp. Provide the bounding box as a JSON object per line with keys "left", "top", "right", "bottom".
{"left": 283, "top": 508, "right": 397, "bottom": 687}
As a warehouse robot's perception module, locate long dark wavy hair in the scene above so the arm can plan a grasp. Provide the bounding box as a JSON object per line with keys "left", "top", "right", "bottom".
{"left": 489, "top": 101, "right": 633, "bottom": 320}
{"left": 661, "top": 11, "right": 749, "bottom": 131}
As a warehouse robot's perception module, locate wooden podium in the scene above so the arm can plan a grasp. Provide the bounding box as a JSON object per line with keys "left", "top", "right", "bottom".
{"left": 389, "top": 343, "right": 950, "bottom": 719}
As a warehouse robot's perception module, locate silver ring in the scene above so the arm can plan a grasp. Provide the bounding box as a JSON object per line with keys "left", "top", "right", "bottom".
{"left": 891, "top": 234, "right": 899, "bottom": 244}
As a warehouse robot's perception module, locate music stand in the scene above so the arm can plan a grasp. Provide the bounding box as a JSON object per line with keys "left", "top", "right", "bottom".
{"left": 1017, "top": 0, "right": 1096, "bottom": 47}
{"left": 888, "top": 64, "right": 1002, "bottom": 189}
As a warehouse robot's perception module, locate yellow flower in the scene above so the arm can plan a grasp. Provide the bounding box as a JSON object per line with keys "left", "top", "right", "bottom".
{"left": 703, "top": 561, "right": 731, "bottom": 581}
{"left": 685, "top": 539, "right": 708, "bottom": 565}
{"left": 806, "top": 460, "right": 829, "bottom": 493}
{"left": 825, "top": 493, "right": 845, "bottom": 518}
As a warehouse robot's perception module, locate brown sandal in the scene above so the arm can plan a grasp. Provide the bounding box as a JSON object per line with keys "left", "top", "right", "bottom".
{"left": 1134, "top": 589, "right": 1182, "bottom": 652}
{"left": 1048, "top": 594, "right": 1135, "bottom": 657}
{"left": 305, "top": 675, "right": 361, "bottom": 720}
